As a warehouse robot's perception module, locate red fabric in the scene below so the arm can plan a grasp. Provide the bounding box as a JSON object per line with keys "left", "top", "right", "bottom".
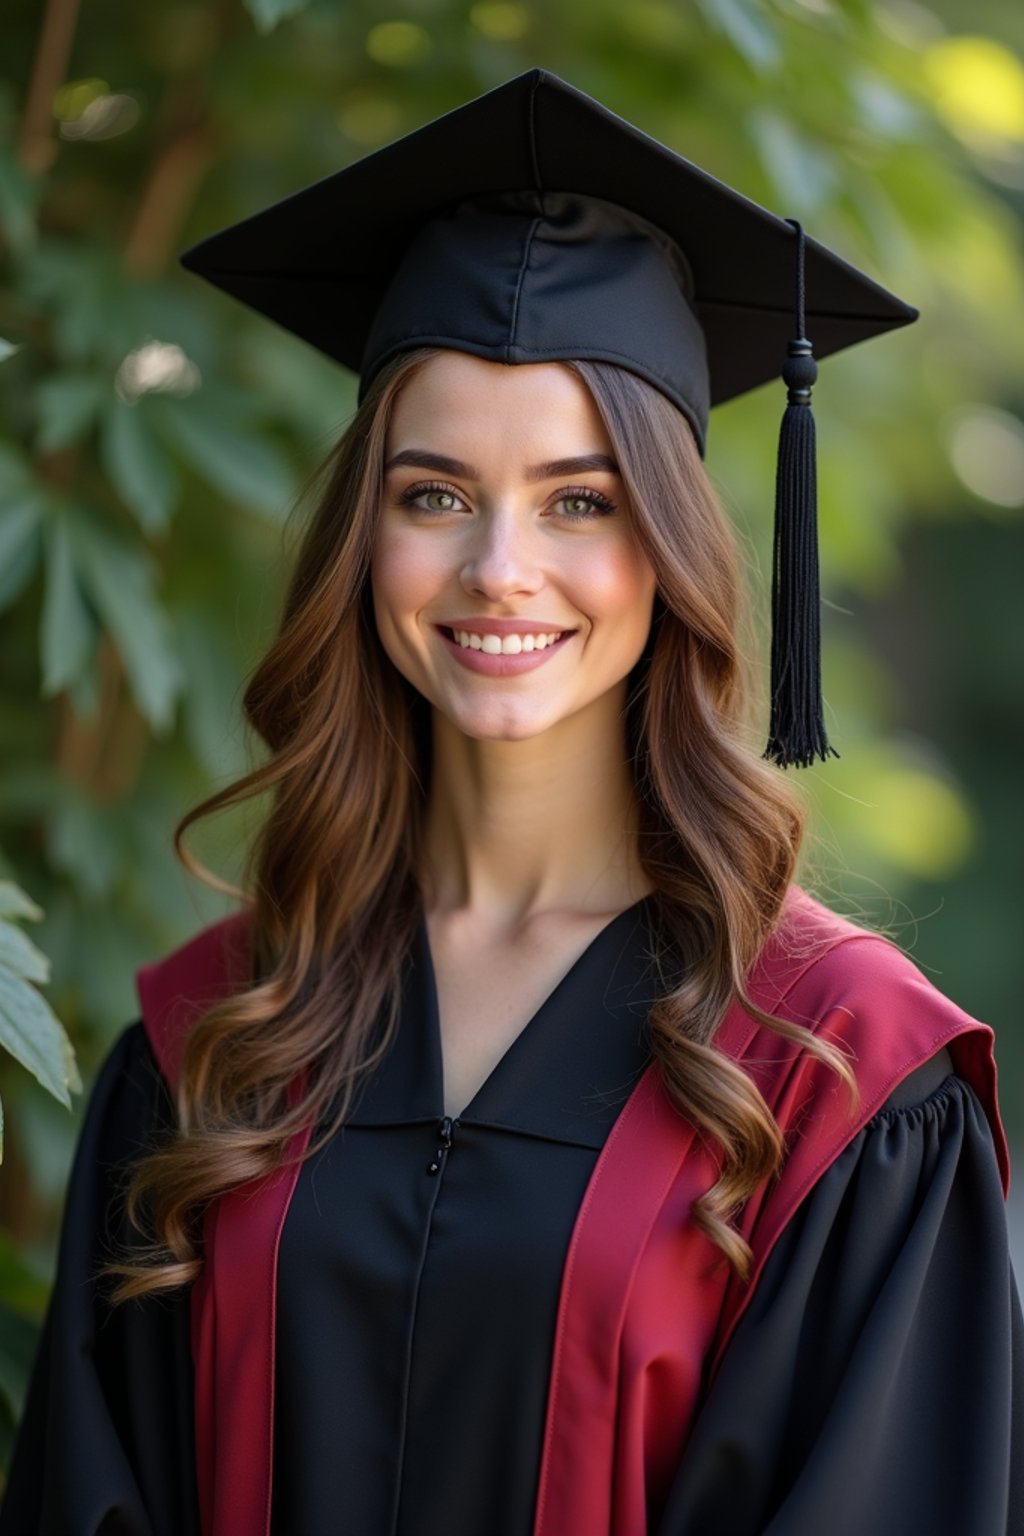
{"left": 137, "top": 909, "right": 307, "bottom": 1536}
{"left": 135, "top": 911, "right": 251, "bottom": 1090}
{"left": 531, "top": 888, "right": 1007, "bottom": 1534}
{"left": 136, "top": 890, "right": 1008, "bottom": 1536}
{"left": 189, "top": 1081, "right": 309, "bottom": 1536}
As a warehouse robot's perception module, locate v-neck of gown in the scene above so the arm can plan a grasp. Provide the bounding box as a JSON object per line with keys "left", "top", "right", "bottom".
{"left": 272, "top": 894, "right": 665, "bottom": 1536}
{"left": 344, "top": 891, "right": 661, "bottom": 1143}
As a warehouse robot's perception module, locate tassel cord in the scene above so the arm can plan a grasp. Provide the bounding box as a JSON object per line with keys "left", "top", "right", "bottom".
{"left": 764, "top": 219, "right": 838, "bottom": 770}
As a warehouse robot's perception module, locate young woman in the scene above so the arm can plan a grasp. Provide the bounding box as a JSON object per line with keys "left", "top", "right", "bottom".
{"left": 3, "top": 70, "right": 1021, "bottom": 1536}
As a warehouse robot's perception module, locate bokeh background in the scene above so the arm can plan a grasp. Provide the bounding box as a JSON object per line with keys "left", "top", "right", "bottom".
{"left": 1, "top": 0, "right": 1023, "bottom": 1469}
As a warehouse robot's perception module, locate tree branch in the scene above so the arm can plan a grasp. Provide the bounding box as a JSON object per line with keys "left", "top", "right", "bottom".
{"left": 18, "top": 0, "right": 82, "bottom": 176}
{"left": 122, "top": 119, "right": 220, "bottom": 277}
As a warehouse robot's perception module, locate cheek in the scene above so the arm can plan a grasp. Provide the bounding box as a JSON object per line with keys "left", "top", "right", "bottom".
{"left": 371, "top": 526, "right": 441, "bottom": 630}
{"left": 570, "top": 539, "right": 657, "bottom": 636}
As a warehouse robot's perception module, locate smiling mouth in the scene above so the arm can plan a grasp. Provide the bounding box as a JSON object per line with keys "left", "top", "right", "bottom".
{"left": 437, "top": 625, "right": 573, "bottom": 654}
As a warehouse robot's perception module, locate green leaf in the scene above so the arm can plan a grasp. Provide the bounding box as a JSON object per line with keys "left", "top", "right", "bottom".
{"left": 69, "top": 664, "right": 101, "bottom": 717}
{"left": 0, "top": 145, "right": 38, "bottom": 258}
{"left": 0, "top": 498, "right": 44, "bottom": 562}
{"left": 47, "top": 793, "right": 122, "bottom": 900}
{"left": 153, "top": 396, "right": 297, "bottom": 520}
{"left": 3, "top": 1050, "right": 79, "bottom": 1205}
{"left": 40, "top": 514, "right": 97, "bottom": 696}
{"left": 0, "top": 884, "right": 43, "bottom": 923}
{"left": 21, "top": 243, "right": 131, "bottom": 365}
{"left": 0, "top": 443, "right": 39, "bottom": 499}
{"left": 0, "top": 497, "right": 43, "bottom": 613}
{"left": 0, "top": 338, "right": 20, "bottom": 363}
{"left": 100, "top": 400, "right": 179, "bottom": 533}
{"left": 750, "top": 108, "right": 838, "bottom": 215}
{"left": 692, "top": 0, "right": 780, "bottom": 72}
{"left": 0, "top": 966, "right": 81, "bottom": 1108}
{"left": 244, "top": 0, "right": 312, "bottom": 33}
{"left": 176, "top": 608, "right": 249, "bottom": 776}
{"left": 71, "top": 517, "right": 183, "bottom": 729}
{"left": 34, "top": 373, "right": 106, "bottom": 454}
{"left": 0, "top": 920, "right": 49, "bottom": 985}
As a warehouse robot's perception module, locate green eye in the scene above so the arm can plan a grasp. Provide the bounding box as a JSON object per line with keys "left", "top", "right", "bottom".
{"left": 556, "top": 490, "right": 616, "bottom": 521}
{"left": 398, "top": 483, "right": 463, "bottom": 513}
{"left": 424, "top": 490, "right": 457, "bottom": 511}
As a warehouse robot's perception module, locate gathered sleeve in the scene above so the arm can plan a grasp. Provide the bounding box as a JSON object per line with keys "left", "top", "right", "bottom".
{"left": 0, "top": 1023, "right": 200, "bottom": 1536}
{"left": 656, "top": 1054, "right": 1024, "bottom": 1536}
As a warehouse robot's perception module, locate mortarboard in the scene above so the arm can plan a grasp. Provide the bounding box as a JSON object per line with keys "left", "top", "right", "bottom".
{"left": 180, "top": 68, "right": 919, "bottom": 768}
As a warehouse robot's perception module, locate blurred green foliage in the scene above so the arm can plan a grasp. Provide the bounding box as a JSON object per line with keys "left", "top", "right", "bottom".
{"left": 0, "top": 881, "right": 81, "bottom": 1148}
{"left": 1, "top": 0, "right": 1023, "bottom": 1460}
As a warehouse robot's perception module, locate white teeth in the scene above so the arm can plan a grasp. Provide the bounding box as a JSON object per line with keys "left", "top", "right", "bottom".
{"left": 449, "top": 628, "right": 565, "bottom": 653}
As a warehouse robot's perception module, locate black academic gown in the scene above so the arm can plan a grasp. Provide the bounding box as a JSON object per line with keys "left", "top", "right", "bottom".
{"left": 3, "top": 901, "right": 1022, "bottom": 1535}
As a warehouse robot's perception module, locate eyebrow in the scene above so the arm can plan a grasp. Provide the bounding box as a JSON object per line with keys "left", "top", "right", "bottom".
{"left": 384, "top": 449, "right": 620, "bottom": 481}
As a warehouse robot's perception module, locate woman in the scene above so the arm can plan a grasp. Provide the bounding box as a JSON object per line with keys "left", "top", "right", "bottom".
{"left": 3, "top": 70, "right": 1021, "bottom": 1536}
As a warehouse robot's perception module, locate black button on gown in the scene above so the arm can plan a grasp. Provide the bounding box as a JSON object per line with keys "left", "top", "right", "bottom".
{"left": 2, "top": 899, "right": 1022, "bottom": 1535}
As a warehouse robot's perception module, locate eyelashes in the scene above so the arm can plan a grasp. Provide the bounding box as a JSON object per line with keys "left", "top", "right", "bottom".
{"left": 556, "top": 488, "right": 618, "bottom": 520}
{"left": 396, "top": 481, "right": 463, "bottom": 514}
{"left": 396, "top": 479, "right": 618, "bottom": 521}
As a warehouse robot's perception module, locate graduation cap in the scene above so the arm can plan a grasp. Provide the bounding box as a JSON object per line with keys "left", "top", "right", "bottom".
{"left": 180, "top": 68, "right": 919, "bottom": 768}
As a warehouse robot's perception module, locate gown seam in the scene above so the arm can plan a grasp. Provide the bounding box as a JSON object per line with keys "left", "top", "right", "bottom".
{"left": 865, "top": 1071, "right": 962, "bottom": 1125}
{"left": 389, "top": 1148, "right": 449, "bottom": 1536}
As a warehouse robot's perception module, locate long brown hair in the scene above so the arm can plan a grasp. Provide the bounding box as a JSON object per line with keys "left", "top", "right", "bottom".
{"left": 105, "top": 348, "right": 853, "bottom": 1302}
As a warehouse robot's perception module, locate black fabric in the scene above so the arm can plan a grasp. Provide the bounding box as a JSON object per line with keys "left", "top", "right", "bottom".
{"left": 179, "top": 69, "right": 919, "bottom": 437}
{"left": 0, "top": 1023, "right": 200, "bottom": 1536}
{"left": 272, "top": 899, "right": 657, "bottom": 1536}
{"left": 358, "top": 190, "right": 711, "bottom": 449}
{"left": 658, "top": 1058, "right": 1024, "bottom": 1536}
{"left": 2, "top": 914, "right": 1021, "bottom": 1536}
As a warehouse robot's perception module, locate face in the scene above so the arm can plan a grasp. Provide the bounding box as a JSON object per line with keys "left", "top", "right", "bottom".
{"left": 370, "top": 351, "right": 658, "bottom": 743}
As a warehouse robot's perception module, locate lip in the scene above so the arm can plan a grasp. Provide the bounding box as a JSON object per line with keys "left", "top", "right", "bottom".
{"left": 434, "top": 624, "right": 575, "bottom": 676}
{"left": 437, "top": 617, "right": 575, "bottom": 637}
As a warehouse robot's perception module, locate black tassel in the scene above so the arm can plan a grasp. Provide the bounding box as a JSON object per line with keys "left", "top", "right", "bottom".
{"left": 764, "top": 219, "right": 838, "bottom": 769}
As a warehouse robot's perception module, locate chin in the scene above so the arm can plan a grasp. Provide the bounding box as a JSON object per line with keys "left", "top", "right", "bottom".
{"left": 446, "top": 702, "right": 563, "bottom": 743}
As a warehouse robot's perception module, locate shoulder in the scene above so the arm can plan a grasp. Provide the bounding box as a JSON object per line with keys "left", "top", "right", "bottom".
{"left": 761, "top": 890, "right": 982, "bottom": 1044}
{"left": 742, "top": 886, "right": 1008, "bottom": 1194}
{"left": 754, "top": 886, "right": 958, "bottom": 1021}
{"left": 876, "top": 1043, "right": 955, "bottom": 1112}
{"left": 705, "top": 897, "right": 1010, "bottom": 1364}
{"left": 61, "top": 1020, "right": 176, "bottom": 1191}
{"left": 80, "top": 1017, "right": 160, "bottom": 1114}
{"left": 135, "top": 909, "right": 253, "bottom": 1093}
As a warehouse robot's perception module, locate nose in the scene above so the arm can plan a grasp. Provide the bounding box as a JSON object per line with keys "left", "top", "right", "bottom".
{"left": 459, "top": 507, "right": 544, "bottom": 602}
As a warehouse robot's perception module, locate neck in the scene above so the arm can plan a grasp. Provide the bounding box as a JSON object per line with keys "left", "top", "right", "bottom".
{"left": 421, "top": 686, "right": 652, "bottom": 927}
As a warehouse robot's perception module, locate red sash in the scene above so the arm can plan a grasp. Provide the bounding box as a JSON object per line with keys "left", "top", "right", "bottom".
{"left": 136, "top": 890, "right": 1007, "bottom": 1536}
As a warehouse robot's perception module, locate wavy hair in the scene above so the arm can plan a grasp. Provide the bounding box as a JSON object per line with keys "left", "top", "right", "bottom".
{"left": 105, "top": 348, "right": 854, "bottom": 1302}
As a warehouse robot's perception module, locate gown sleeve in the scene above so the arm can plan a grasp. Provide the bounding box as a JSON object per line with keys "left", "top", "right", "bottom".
{"left": 656, "top": 1049, "right": 1024, "bottom": 1536}
{"left": 0, "top": 1022, "right": 201, "bottom": 1536}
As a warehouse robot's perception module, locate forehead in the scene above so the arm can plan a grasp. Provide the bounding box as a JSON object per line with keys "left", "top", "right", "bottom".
{"left": 385, "top": 351, "right": 613, "bottom": 458}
